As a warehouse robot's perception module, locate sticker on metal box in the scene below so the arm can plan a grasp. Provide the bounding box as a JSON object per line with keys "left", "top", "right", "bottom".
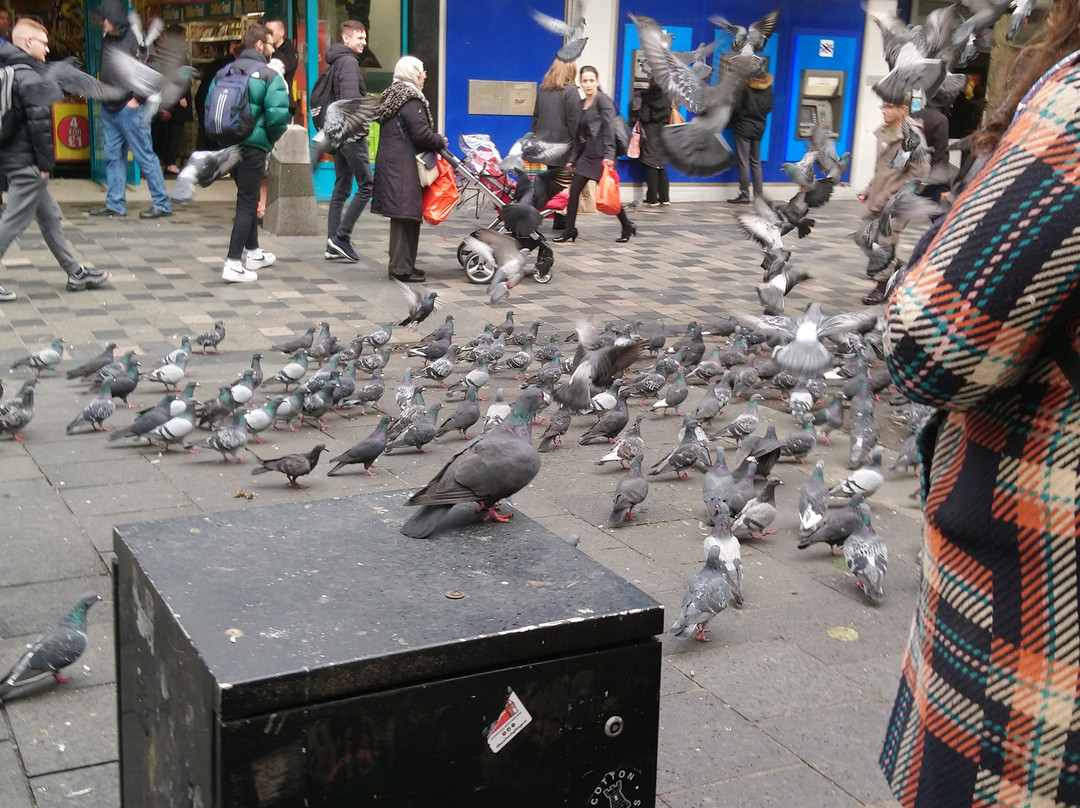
{"left": 485, "top": 688, "right": 533, "bottom": 753}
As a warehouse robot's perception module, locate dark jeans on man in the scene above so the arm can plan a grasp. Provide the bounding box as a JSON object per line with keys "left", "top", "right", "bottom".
{"left": 328, "top": 137, "right": 373, "bottom": 242}
{"left": 229, "top": 147, "right": 268, "bottom": 260}
{"left": 388, "top": 217, "right": 422, "bottom": 277}
{"left": 734, "top": 135, "right": 763, "bottom": 197}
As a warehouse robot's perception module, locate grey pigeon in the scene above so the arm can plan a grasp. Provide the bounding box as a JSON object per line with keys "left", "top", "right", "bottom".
{"left": 420, "top": 314, "right": 456, "bottom": 345}
{"left": 204, "top": 411, "right": 249, "bottom": 463}
{"left": 649, "top": 415, "right": 712, "bottom": 479}
{"left": 554, "top": 322, "right": 643, "bottom": 410}
{"left": 737, "top": 423, "right": 783, "bottom": 478}
{"left": 195, "top": 320, "right": 226, "bottom": 354}
{"left": 108, "top": 393, "right": 181, "bottom": 443}
{"left": 327, "top": 417, "right": 389, "bottom": 476}
{"left": 0, "top": 592, "right": 101, "bottom": 702}
{"left": 703, "top": 511, "right": 744, "bottom": 606}
{"left": 171, "top": 145, "right": 243, "bottom": 203}
{"left": 830, "top": 446, "right": 885, "bottom": 500}
{"left": 702, "top": 446, "right": 734, "bottom": 527}
{"left": 812, "top": 394, "right": 845, "bottom": 445}
{"left": 731, "top": 478, "right": 783, "bottom": 540}
{"left": 271, "top": 326, "right": 316, "bottom": 354}
{"left": 579, "top": 393, "right": 629, "bottom": 445}
{"left": 142, "top": 352, "right": 187, "bottom": 390}
{"left": 417, "top": 345, "right": 459, "bottom": 387}
{"left": 0, "top": 380, "right": 36, "bottom": 441}
{"left": 66, "top": 379, "right": 116, "bottom": 435}
{"left": 301, "top": 379, "right": 341, "bottom": 428}
{"left": 397, "top": 281, "right": 441, "bottom": 329}
{"left": 385, "top": 403, "right": 441, "bottom": 453}
{"left": 890, "top": 433, "right": 921, "bottom": 475}
{"left": 409, "top": 337, "right": 451, "bottom": 362}
{"left": 652, "top": 369, "right": 689, "bottom": 416}
{"left": 144, "top": 405, "right": 196, "bottom": 452}
{"left": 268, "top": 350, "right": 310, "bottom": 391}
{"left": 311, "top": 97, "right": 381, "bottom": 156}
{"left": 360, "top": 322, "right": 395, "bottom": 351}
{"left": 251, "top": 443, "right": 328, "bottom": 488}
{"left": 736, "top": 304, "right": 879, "bottom": 378}
{"left": 401, "top": 389, "right": 545, "bottom": 538}
{"left": 780, "top": 415, "right": 817, "bottom": 462}
{"left": 691, "top": 382, "right": 722, "bottom": 423}
{"left": 394, "top": 367, "right": 416, "bottom": 413}
{"left": 668, "top": 545, "right": 733, "bottom": 642}
{"left": 243, "top": 399, "right": 279, "bottom": 443}
{"left": 527, "top": 8, "right": 587, "bottom": 62}
{"left": 596, "top": 412, "right": 645, "bottom": 467}
{"left": 799, "top": 493, "right": 870, "bottom": 553}
{"left": 726, "top": 457, "right": 759, "bottom": 517}
{"left": 608, "top": 452, "right": 649, "bottom": 527}
{"left": 710, "top": 393, "right": 763, "bottom": 445}
{"left": 844, "top": 511, "right": 888, "bottom": 603}
{"left": 484, "top": 388, "right": 512, "bottom": 428}
{"left": 538, "top": 406, "right": 573, "bottom": 452}
{"left": 436, "top": 388, "right": 481, "bottom": 440}
{"left": 11, "top": 338, "right": 64, "bottom": 377}
{"left": 797, "top": 460, "right": 830, "bottom": 539}
{"left": 65, "top": 342, "right": 117, "bottom": 380}
{"left": 847, "top": 402, "right": 881, "bottom": 469}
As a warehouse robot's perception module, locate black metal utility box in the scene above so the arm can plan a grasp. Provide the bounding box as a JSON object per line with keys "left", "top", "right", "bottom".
{"left": 115, "top": 492, "right": 663, "bottom": 807}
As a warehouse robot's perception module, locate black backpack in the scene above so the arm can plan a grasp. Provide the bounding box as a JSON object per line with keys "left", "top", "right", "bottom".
{"left": 308, "top": 68, "right": 333, "bottom": 131}
{"left": 204, "top": 61, "right": 265, "bottom": 145}
{"left": 0, "top": 64, "right": 32, "bottom": 145}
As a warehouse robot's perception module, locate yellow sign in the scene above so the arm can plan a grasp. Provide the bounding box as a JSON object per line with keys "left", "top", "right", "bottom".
{"left": 53, "top": 101, "right": 90, "bottom": 162}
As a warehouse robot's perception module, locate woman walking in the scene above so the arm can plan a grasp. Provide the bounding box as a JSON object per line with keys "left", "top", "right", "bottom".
{"left": 553, "top": 65, "right": 636, "bottom": 244}
{"left": 370, "top": 56, "right": 448, "bottom": 282}
{"left": 531, "top": 58, "right": 580, "bottom": 231}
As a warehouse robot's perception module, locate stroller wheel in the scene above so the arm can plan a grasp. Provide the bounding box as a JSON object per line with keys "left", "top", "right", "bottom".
{"left": 534, "top": 255, "right": 554, "bottom": 284}
{"left": 464, "top": 252, "right": 495, "bottom": 283}
{"left": 457, "top": 230, "right": 485, "bottom": 268}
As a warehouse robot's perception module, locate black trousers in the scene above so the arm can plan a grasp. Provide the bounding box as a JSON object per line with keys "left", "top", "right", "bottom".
{"left": 734, "top": 135, "right": 763, "bottom": 196}
{"left": 388, "top": 217, "right": 422, "bottom": 276}
{"left": 564, "top": 171, "right": 631, "bottom": 234}
{"left": 645, "top": 165, "right": 669, "bottom": 204}
{"left": 228, "top": 146, "right": 267, "bottom": 260}
{"left": 328, "top": 137, "right": 374, "bottom": 241}
{"left": 152, "top": 117, "right": 186, "bottom": 167}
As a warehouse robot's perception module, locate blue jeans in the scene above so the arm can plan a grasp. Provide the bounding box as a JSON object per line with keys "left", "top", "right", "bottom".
{"left": 328, "top": 137, "right": 373, "bottom": 241}
{"left": 100, "top": 104, "right": 171, "bottom": 214}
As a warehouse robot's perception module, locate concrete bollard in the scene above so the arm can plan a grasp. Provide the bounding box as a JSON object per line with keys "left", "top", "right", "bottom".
{"left": 264, "top": 124, "right": 320, "bottom": 236}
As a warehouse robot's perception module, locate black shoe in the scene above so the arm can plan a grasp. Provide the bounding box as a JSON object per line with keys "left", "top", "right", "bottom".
{"left": 728, "top": 194, "right": 750, "bottom": 205}
{"left": 552, "top": 228, "right": 578, "bottom": 243}
{"left": 89, "top": 206, "right": 125, "bottom": 217}
{"left": 327, "top": 235, "right": 360, "bottom": 262}
{"left": 390, "top": 271, "right": 426, "bottom": 283}
{"left": 67, "top": 266, "right": 110, "bottom": 292}
{"left": 139, "top": 207, "right": 171, "bottom": 219}
{"left": 615, "top": 222, "right": 637, "bottom": 243}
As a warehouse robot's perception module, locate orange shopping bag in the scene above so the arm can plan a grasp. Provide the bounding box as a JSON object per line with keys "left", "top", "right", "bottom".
{"left": 595, "top": 162, "right": 621, "bottom": 216}
{"left": 422, "top": 155, "right": 460, "bottom": 225}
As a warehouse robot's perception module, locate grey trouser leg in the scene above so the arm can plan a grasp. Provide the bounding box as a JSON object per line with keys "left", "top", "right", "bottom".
{"left": 0, "top": 166, "right": 80, "bottom": 276}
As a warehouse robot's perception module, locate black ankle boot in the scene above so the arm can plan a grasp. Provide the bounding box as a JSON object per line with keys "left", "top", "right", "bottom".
{"left": 615, "top": 222, "right": 637, "bottom": 243}
{"left": 552, "top": 228, "right": 578, "bottom": 243}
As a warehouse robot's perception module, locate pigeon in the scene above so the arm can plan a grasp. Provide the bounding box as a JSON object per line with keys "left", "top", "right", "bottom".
{"left": 731, "top": 356, "right": 761, "bottom": 400}
{"left": 527, "top": 7, "right": 588, "bottom": 62}
{"left": 311, "top": 97, "right": 382, "bottom": 156}
{"left": 668, "top": 545, "right": 733, "bottom": 642}
{"left": 108, "top": 393, "right": 182, "bottom": 443}
{"left": 493, "top": 310, "right": 516, "bottom": 340}
{"left": 65, "top": 342, "right": 117, "bottom": 380}
{"left": 652, "top": 369, "right": 689, "bottom": 416}
{"left": 11, "top": 338, "right": 64, "bottom": 377}
{"left": 709, "top": 9, "right": 781, "bottom": 73}
{"left": 15, "top": 56, "right": 128, "bottom": 113}
{"left": 797, "top": 459, "right": 830, "bottom": 539}
{"left": 342, "top": 369, "right": 386, "bottom": 415}
{"left": 271, "top": 326, "right": 316, "bottom": 355}
{"left": 787, "top": 384, "right": 814, "bottom": 421}
{"left": 554, "top": 322, "right": 643, "bottom": 410}
{"left": 143, "top": 352, "right": 188, "bottom": 390}
{"left": 410, "top": 338, "right": 451, "bottom": 362}
{"left": 268, "top": 350, "right": 310, "bottom": 391}
{"left": 608, "top": 452, "right": 649, "bottom": 527}
{"left": 649, "top": 414, "right": 712, "bottom": 478}
{"left": 691, "top": 382, "right": 723, "bottom": 424}
{"left": 162, "top": 335, "right": 191, "bottom": 366}
{"left": 463, "top": 230, "right": 532, "bottom": 303}
{"left": 360, "top": 322, "right": 395, "bottom": 351}
{"left": 385, "top": 403, "right": 441, "bottom": 453}
{"left": 726, "top": 457, "right": 759, "bottom": 517}
{"left": 523, "top": 354, "right": 563, "bottom": 389}
{"left": 0, "top": 592, "right": 101, "bottom": 702}
{"left": 538, "top": 406, "right": 573, "bottom": 452}
{"left": 421, "top": 315, "right": 456, "bottom": 345}
{"left": 230, "top": 369, "right": 258, "bottom": 406}
{"left": 738, "top": 424, "right": 783, "bottom": 478}
{"left": 579, "top": 393, "right": 629, "bottom": 445}
{"left": 596, "top": 412, "right": 645, "bottom": 467}
{"left": 731, "top": 477, "right": 783, "bottom": 540}
{"left": 271, "top": 391, "right": 303, "bottom": 432}
{"left": 870, "top": 6, "right": 963, "bottom": 103}
{"left": 800, "top": 493, "right": 870, "bottom": 554}
{"left": 144, "top": 404, "right": 196, "bottom": 452}
{"left": 203, "top": 410, "right": 249, "bottom": 463}
{"left": 844, "top": 510, "right": 888, "bottom": 603}
{"left": 436, "top": 388, "right": 481, "bottom": 440}
{"left": 300, "top": 381, "right": 339, "bottom": 430}
{"left": 327, "top": 416, "right": 389, "bottom": 476}
{"left": 830, "top": 446, "right": 885, "bottom": 501}
{"left": 780, "top": 415, "right": 818, "bottom": 462}
{"left": 243, "top": 398, "right": 280, "bottom": 443}
{"left": 847, "top": 403, "right": 881, "bottom": 470}
{"left": 701, "top": 446, "right": 735, "bottom": 527}
{"left": 401, "top": 389, "right": 545, "bottom": 538}
{"left": 196, "top": 320, "right": 226, "bottom": 355}
{"left": 397, "top": 281, "right": 442, "bottom": 329}
{"left": 251, "top": 443, "right": 329, "bottom": 488}
{"left": 0, "top": 381, "right": 36, "bottom": 441}
{"left": 812, "top": 394, "right": 845, "bottom": 445}
{"left": 103, "top": 34, "right": 194, "bottom": 124}
{"left": 483, "top": 387, "right": 512, "bottom": 428}
{"left": 1008, "top": 0, "right": 1036, "bottom": 41}
{"left": 890, "top": 433, "right": 922, "bottom": 475}
{"left": 394, "top": 367, "right": 416, "bottom": 413}
{"left": 703, "top": 511, "right": 744, "bottom": 606}
{"left": 710, "top": 393, "right": 762, "bottom": 445}
{"left": 66, "top": 379, "right": 116, "bottom": 435}
{"left": 196, "top": 386, "right": 238, "bottom": 429}
{"left": 357, "top": 346, "right": 392, "bottom": 375}
{"left": 589, "top": 379, "right": 622, "bottom": 415}
{"left": 172, "top": 145, "right": 244, "bottom": 203}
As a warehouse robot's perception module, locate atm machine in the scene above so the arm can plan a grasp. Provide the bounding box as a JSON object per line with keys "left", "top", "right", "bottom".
{"left": 797, "top": 70, "right": 845, "bottom": 138}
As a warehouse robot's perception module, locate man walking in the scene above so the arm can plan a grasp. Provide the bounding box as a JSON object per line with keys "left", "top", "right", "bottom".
{"left": 0, "top": 19, "right": 109, "bottom": 301}
{"left": 92, "top": 0, "right": 172, "bottom": 220}
{"left": 323, "top": 20, "right": 373, "bottom": 263}
{"left": 208, "top": 23, "right": 289, "bottom": 283}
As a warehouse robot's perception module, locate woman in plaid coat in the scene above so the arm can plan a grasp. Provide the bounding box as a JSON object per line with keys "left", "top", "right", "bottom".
{"left": 879, "top": 3, "right": 1080, "bottom": 805}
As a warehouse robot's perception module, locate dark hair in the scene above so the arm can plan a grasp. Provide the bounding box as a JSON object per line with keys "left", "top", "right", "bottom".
{"left": 579, "top": 64, "right": 602, "bottom": 92}
{"left": 973, "top": 3, "right": 1080, "bottom": 155}
{"left": 242, "top": 22, "right": 268, "bottom": 50}
{"left": 340, "top": 19, "right": 366, "bottom": 37}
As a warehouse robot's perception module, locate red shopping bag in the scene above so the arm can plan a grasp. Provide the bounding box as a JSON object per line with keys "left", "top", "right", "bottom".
{"left": 422, "top": 156, "right": 460, "bottom": 225}
{"left": 595, "top": 162, "right": 621, "bottom": 216}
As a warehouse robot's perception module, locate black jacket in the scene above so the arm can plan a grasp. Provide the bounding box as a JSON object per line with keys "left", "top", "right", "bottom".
{"left": 0, "top": 41, "right": 55, "bottom": 173}
{"left": 637, "top": 82, "right": 670, "bottom": 169}
{"left": 98, "top": 0, "right": 141, "bottom": 112}
{"left": 730, "top": 74, "right": 773, "bottom": 141}
{"left": 566, "top": 91, "right": 615, "bottom": 182}
{"left": 325, "top": 43, "right": 365, "bottom": 101}
{"left": 371, "top": 83, "right": 445, "bottom": 221}
{"left": 272, "top": 37, "right": 298, "bottom": 111}
{"left": 530, "top": 83, "right": 580, "bottom": 166}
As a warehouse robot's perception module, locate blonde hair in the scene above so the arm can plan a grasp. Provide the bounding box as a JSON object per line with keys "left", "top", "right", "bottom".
{"left": 539, "top": 59, "right": 577, "bottom": 91}
{"left": 12, "top": 18, "right": 47, "bottom": 41}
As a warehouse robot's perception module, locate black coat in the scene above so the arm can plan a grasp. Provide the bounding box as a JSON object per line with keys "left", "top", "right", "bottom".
{"left": 637, "top": 83, "right": 670, "bottom": 169}
{"left": 730, "top": 75, "right": 773, "bottom": 141}
{"left": 371, "top": 95, "right": 445, "bottom": 221}
{"left": 273, "top": 38, "right": 299, "bottom": 111}
{"left": 326, "top": 43, "right": 365, "bottom": 100}
{"left": 0, "top": 42, "right": 54, "bottom": 173}
{"left": 530, "top": 83, "right": 581, "bottom": 167}
{"left": 98, "top": 0, "right": 140, "bottom": 112}
{"left": 567, "top": 91, "right": 615, "bottom": 182}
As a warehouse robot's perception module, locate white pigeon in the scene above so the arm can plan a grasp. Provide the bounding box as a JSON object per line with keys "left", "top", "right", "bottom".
{"left": 829, "top": 446, "right": 885, "bottom": 500}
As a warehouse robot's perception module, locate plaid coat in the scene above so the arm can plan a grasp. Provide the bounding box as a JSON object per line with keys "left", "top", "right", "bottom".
{"left": 880, "top": 57, "right": 1080, "bottom": 806}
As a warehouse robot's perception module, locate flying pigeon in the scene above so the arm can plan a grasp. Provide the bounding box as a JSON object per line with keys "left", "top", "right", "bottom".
{"left": 0, "top": 592, "right": 101, "bottom": 702}
{"left": 527, "top": 7, "right": 588, "bottom": 62}
{"left": 311, "top": 97, "right": 381, "bottom": 157}
{"left": 251, "top": 443, "right": 329, "bottom": 488}
{"left": 102, "top": 34, "right": 193, "bottom": 123}
{"left": 668, "top": 545, "right": 733, "bottom": 642}
{"left": 554, "top": 321, "right": 643, "bottom": 410}
{"left": 172, "top": 145, "right": 243, "bottom": 203}
{"left": 396, "top": 281, "right": 442, "bottom": 329}
{"left": 709, "top": 9, "right": 781, "bottom": 73}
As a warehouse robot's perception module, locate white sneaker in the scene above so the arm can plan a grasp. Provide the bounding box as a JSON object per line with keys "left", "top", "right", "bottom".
{"left": 244, "top": 249, "right": 276, "bottom": 270}
{"left": 223, "top": 259, "right": 258, "bottom": 283}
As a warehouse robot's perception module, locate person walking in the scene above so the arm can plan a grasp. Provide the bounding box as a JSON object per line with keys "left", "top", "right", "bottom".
{"left": 264, "top": 19, "right": 298, "bottom": 119}
{"left": 553, "top": 65, "right": 636, "bottom": 244}
{"left": 0, "top": 18, "right": 108, "bottom": 301}
{"left": 209, "top": 23, "right": 290, "bottom": 283}
{"left": 323, "top": 20, "right": 373, "bottom": 263}
{"left": 150, "top": 24, "right": 192, "bottom": 176}
{"left": 92, "top": 0, "right": 172, "bottom": 220}
{"left": 637, "top": 77, "right": 671, "bottom": 206}
{"left": 530, "top": 57, "right": 580, "bottom": 231}
{"left": 912, "top": 90, "right": 951, "bottom": 203}
{"left": 879, "top": 3, "right": 1080, "bottom": 805}
{"left": 727, "top": 70, "right": 773, "bottom": 204}
{"left": 370, "top": 56, "right": 447, "bottom": 282}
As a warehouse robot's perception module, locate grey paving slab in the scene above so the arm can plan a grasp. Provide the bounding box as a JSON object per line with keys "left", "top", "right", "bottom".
{"left": 0, "top": 520, "right": 105, "bottom": 588}
{"left": 6, "top": 684, "right": 117, "bottom": 777}
{"left": 661, "top": 764, "right": 865, "bottom": 807}
{"left": 0, "top": 576, "right": 111, "bottom": 637}
{"left": 0, "top": 739, "right": 36, "bottom": 808}
{"left": 30, "top": 762, "right": 120, "bottom": 808}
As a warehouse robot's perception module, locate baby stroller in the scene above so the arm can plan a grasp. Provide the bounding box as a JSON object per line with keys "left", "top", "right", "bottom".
{"left": 444, "top": 135, "right": 567, "bottom": 285}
